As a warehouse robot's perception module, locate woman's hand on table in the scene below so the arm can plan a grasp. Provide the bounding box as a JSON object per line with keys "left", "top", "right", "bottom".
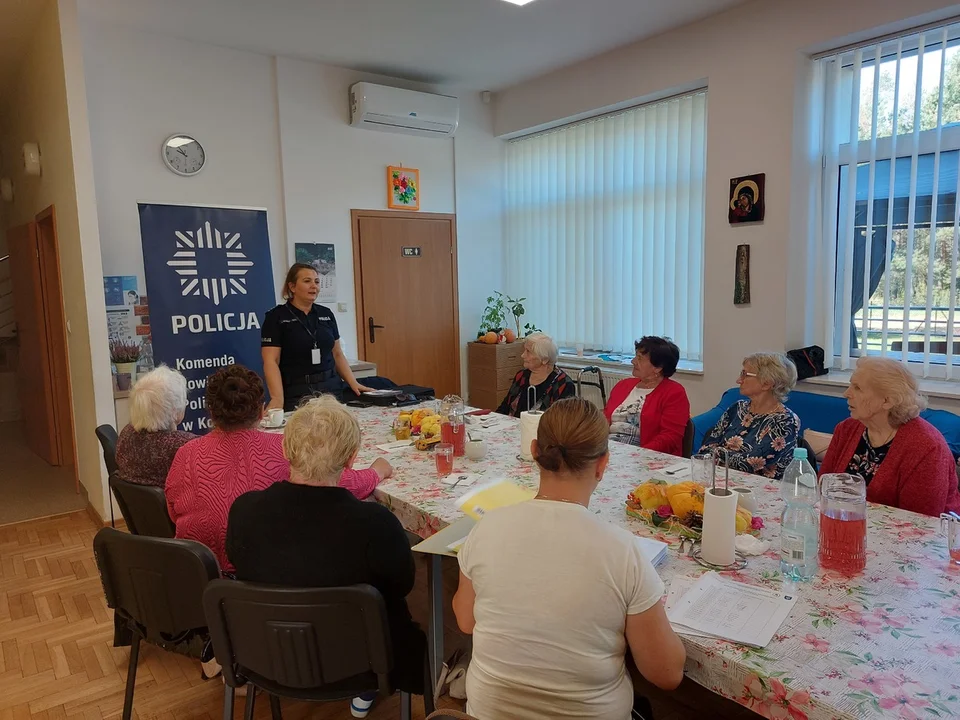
{"left": 351, "top": 383, "right": 375, "bottom": 394}
{"left": 371, "top": 458, "right": 395, "bottom": 482}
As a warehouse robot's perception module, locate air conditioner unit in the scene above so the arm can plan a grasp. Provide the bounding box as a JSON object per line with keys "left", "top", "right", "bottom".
{"left": 349, "top": 82, "right": 459, "bottom": 138}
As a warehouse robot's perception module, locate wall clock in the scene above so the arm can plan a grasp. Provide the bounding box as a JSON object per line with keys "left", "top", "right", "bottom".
{"left": 162, "top": 134, "right": 205, "bottom": 176}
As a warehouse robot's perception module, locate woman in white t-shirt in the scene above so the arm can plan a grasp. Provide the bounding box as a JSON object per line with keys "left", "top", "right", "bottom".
{"left": 452, "top": 397, "right": 686, "bottom": 719}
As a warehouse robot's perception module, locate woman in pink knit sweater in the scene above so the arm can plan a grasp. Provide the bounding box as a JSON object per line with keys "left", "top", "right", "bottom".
{"left": 820, "top": 357, "right": 959, "bottom": 517}
{"left": 165, "top": 365, "right": 393, "bottom": 572}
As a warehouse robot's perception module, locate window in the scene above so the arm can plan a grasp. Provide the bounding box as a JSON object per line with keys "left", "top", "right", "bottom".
{"left": 819, "top": 23, "right": 960, "bottom": 377}
{"left": 503, "top": 91, "right": 707, "bottom": 361}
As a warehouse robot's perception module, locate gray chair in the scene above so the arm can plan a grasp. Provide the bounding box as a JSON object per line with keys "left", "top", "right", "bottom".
{"left": 94, "top": 528, "right": 219, "bottom": 720}
{"left": 109, "top": 474, "right": 176, "bottom": 538}
{"left": 682, "top": 419, "right": 695, "bottom": 459}
{"left": 203, "top": 579, "right": 435, "bottom": 720}
{"left": 95, "top": 424, "right": 119, "bottom": 527}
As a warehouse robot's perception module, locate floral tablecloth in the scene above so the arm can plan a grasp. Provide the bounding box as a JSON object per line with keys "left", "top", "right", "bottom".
{"left": 331, "top": 405, "right": 960, "bottom": 719}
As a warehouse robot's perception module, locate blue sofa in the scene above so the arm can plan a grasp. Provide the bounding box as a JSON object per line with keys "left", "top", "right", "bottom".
{"left": 691, "top": 387, "right": 960, "bottom": 459}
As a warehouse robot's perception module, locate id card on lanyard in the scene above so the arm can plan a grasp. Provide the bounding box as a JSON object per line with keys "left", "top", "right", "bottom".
{"left": 288, "top": 306, "right": 324, "bottom": 367}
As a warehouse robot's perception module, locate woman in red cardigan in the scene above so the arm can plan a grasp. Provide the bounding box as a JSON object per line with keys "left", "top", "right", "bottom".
{"left": 820, "top": 357, "right": 960, "bottom": 517}
{"left": 603, "top": 337, "right": 690, "bottom": 456}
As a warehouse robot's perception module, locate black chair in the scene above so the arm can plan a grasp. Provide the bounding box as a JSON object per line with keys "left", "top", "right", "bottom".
{"left": 682, "top": 419, "right": 695, "bottom": 459}
{"left": 799, "top": 435, "right": 819, "bottom": 474}
{"left": 203, "top": 579, "right": 435, "bottom": 720}
{"left": 93, "top": 528, "right": 220, "bottom": 720}
{"left": 95, "top": 424, "right": 119, "bottom": 527}
{"left": 109, "top": 475, "right": 176, "bottom": 538}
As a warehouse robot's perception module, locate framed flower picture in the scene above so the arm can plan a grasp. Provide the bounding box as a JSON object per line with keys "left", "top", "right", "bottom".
{"left": 387, "top": 166, "right": 420, "bottom": 210}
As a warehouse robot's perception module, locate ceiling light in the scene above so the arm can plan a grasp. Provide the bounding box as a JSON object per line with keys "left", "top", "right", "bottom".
{"left": 501, "top": 0, "right": 537, "bottom": 5}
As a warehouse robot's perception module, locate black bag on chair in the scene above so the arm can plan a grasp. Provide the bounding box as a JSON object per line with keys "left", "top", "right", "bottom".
{"left": 787, "top": 345, "right": 828, "bottom": 380}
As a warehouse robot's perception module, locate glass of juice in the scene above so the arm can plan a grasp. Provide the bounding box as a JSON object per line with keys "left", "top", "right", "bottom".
{"left": 819, "top": 473, "right": 867, "bottom": 573}
{"left": 435, "top": 443, "right": 454, "bottom": 477}
{"left": 940, "top": 514, "right": 960, "bottom": 566}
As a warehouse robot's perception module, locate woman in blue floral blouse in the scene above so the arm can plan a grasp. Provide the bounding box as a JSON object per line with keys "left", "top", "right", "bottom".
{"left": 698, "top": 352, "right": 801, "bottom": 480}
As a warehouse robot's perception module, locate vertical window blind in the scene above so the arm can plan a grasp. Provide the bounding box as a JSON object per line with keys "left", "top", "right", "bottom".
{"left": 818, "top": 21, "right": 960, "bottom": 378}
{"left": 503, "top": 90, "right": 708, "bottom": 361}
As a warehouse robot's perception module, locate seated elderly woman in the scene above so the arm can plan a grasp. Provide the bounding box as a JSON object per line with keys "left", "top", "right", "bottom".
{"left": 820, "top": 357, "right": 960, "bottom": 517}
{"left": 698, "top": 352, "right": 801, "bottom": 480}
{"left": 115, "top": 365, "right": 196, "bottom": 487}
{"left": 453, "top": 398, "right": 685, "bottom": 719}
{"left": 166, "top": 364, "right": 392, "bottom": 573}
{"left": 227, "top": 395, "right": 426, "bottom": 717}
{"left": 603, "top": 336, "right": 690, "bottom": 456}
{"left": 496, "top": 333, "right": 575, "bottom": 417}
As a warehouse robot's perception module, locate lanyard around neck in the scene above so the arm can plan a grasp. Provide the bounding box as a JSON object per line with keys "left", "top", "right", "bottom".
{"left": 287, "top": 303, "right": 319, "bottom": 348}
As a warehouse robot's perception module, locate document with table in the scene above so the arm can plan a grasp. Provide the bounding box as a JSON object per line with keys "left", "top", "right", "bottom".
{"left": 666, "top": 572, "right": 797, "bottom": 648}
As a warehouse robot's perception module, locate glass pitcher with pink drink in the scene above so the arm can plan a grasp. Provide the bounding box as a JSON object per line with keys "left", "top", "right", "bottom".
{"left": 819, "top": 473, "right": 867, "bottom": 573}
{"left": 439, "top": 395, "right": 466, "bottom": 457}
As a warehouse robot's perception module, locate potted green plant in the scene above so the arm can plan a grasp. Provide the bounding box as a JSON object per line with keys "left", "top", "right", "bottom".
{"left": 110, "top": 339, "right": 142, "bottom": 390}
{"left": 476, "top": 292, "right": 540, "bottom": 344}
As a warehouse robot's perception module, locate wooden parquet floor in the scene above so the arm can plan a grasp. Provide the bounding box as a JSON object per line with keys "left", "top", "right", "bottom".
{"left": 0, "top": 511, "right": 448, "bottom": 720}
{"left": 0, "top": 510, "right": 759, "bottom": 720}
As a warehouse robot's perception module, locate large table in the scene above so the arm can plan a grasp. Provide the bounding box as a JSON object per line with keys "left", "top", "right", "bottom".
{"left": 338, "top": 405, "right": 960, "bottom": 720}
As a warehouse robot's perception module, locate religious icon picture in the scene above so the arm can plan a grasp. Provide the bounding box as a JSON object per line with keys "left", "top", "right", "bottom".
{"left": 734, "top": 244, "right": 751, "bottom": 305}
{"left": 728, "top": 173, "right": 765, "bottom": 224}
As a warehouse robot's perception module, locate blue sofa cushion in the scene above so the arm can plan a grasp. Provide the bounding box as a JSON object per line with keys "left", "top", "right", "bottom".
{"left": 692, "top": 388, "right": 960, "bottom": 459}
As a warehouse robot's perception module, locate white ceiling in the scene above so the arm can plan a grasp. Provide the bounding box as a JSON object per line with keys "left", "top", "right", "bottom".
{"left": 76, "top": 0, "right": 746, "bottom": 90}
{"left": 0, "top": 0, "right": 49, "bottom": 99}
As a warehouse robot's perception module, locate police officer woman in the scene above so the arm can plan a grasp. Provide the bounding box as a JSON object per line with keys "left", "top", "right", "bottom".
{"left": 262, "top": 263, "right": 373, "bottom": 411}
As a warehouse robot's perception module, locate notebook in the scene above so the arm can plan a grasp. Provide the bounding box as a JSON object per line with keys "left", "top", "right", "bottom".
{"left": 455, "top": 480, "right": 536, "bottom": 520}
{"left": 634, "top": 535, "right": 669, "bottom": 567}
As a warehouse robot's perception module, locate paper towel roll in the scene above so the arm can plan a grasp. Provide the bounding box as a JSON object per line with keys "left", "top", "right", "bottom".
{"left": 519, "top": 411, "right": 542, "bottom": 461}
{"left": 701, "top": 487, "right": 738, "bottom": 566}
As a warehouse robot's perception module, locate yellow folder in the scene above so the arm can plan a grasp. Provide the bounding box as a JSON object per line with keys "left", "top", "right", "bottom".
{"left": 455, "top": 479, "right": 537, "bottom": 521}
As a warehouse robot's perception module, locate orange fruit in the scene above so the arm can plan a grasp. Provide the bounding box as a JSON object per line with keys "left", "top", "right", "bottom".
{"left": 503, "top": 329, "right": 517, "bottom": 343}
{"left": 483, "top": 331, "right": 498, "bottom": 344}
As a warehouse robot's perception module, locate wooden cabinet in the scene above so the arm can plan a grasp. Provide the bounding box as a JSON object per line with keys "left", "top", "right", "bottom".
{"left": 467, "top": 342, "right": 524, "bottom": 410}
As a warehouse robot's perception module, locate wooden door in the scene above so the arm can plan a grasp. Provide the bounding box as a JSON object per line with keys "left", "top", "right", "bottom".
{"left": 353, "top": 211, "right": 460, "bottom": 398}
{"left": 7, "top": 222, "right": 59, "bottom": 464}
{"left": 36, "top": 207, "right": 77, "bottom": 479}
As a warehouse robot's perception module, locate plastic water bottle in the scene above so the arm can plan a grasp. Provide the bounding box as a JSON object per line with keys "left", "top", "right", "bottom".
{"left": 780, "top": 447, "right": 819, "bottom": 582}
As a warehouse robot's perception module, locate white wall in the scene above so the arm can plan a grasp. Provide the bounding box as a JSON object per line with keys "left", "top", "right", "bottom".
{"left": 79, "top": 20, "right": 504, "bottom": 395}
{"left": 274, "top": 57, "right": 503, "bottom": 378}
{"left": 495, "top": 0, "right": 960, "bottom": 414}
{"left": 80, "top": 20, "right": 288, "bottom": 297}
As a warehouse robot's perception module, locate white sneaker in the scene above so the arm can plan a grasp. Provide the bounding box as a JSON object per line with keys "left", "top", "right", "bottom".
{"left": 350, "top": 694, "right": 376, "bottom": 718}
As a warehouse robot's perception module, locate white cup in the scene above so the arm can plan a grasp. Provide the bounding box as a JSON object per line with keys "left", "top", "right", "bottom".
{"left": 731, "top": 486, "right": 758, "bottom": 515}
{"left": 465, "top": 439, "right": 486, "bottom": 461}
{"left": 268, "top": 408, "right": 284, "bottom": 427}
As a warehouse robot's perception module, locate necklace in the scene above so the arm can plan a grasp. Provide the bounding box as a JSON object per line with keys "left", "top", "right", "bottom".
{"left": 637, "top": 376, "right": 661, "bottom": 389}
{"left": 866, "top": 427, "right": 896, "bottom": 448}
{"left": 535, "top": 494, "right": 587, "bottom": 508}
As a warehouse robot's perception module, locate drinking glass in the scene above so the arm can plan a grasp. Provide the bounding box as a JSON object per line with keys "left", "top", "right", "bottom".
{"left": 819, "top": 473, "right": 867, "bottom": 573}
{"left": 435, "top": 443, "right": 454, "bottom": 477}
{"left": 691, "top": 453, "right": 715, "bottom": 486}
{"left": 941, "top": 514, "right": 960, "bottom": 566}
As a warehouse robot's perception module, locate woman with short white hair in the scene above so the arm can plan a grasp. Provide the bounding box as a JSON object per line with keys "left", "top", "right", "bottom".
{"left": 699, "top": 352, "right": 801, "bottom": 480}
{"left": 226, "top": 396, "right": 426, "bottom": 717}
{"left": 496, "top": 332, "right": 575, "bottom": 417}
{"left": 821, "top": 356, "right": 959, "bottom": 516}
{"left": 115, "top": 365, "right": 196, "bottom": 487}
